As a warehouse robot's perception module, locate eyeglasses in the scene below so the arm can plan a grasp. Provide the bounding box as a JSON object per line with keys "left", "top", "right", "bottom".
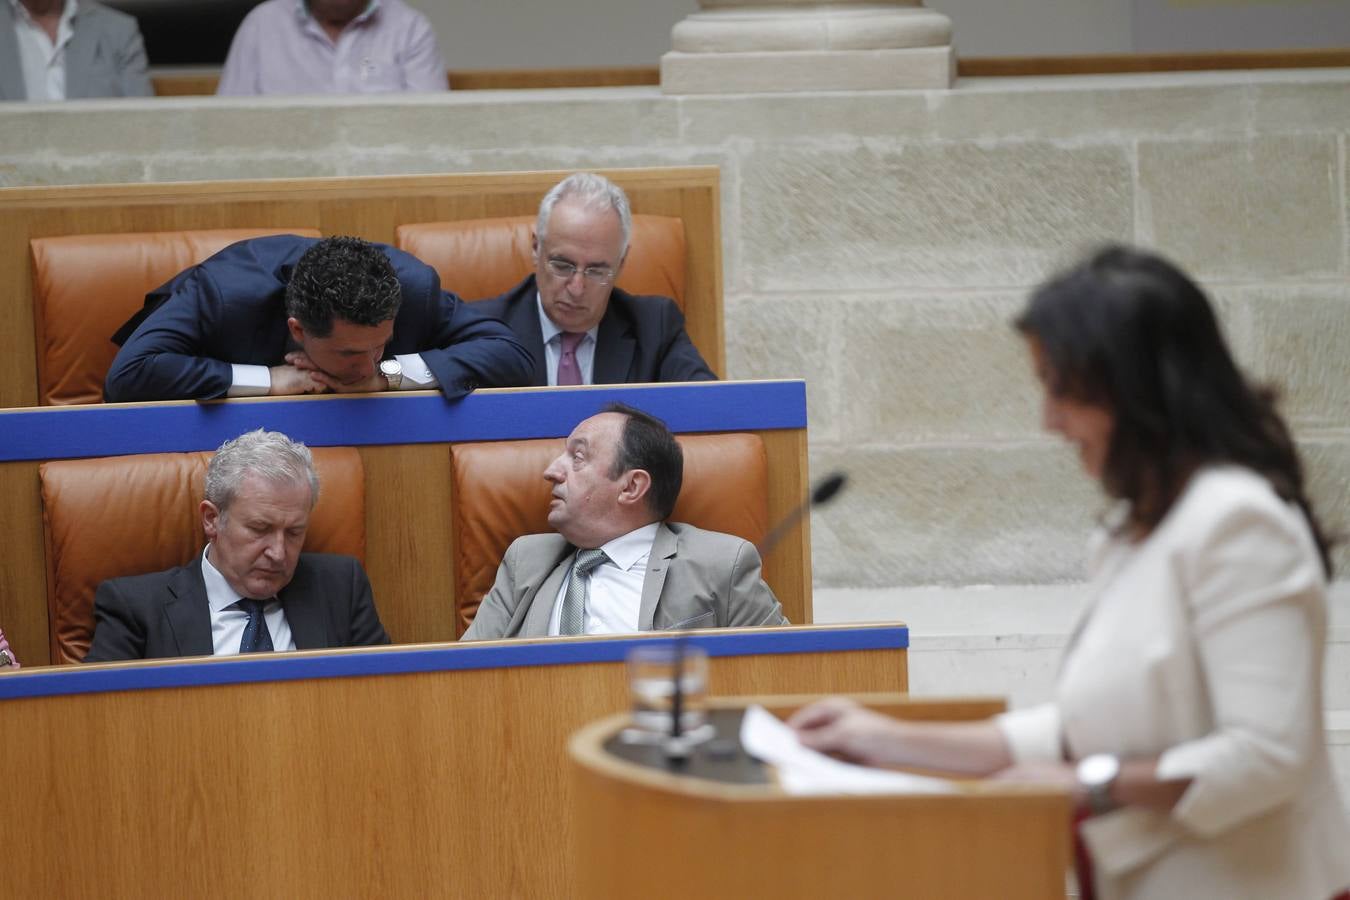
{"left": 545, "top": 258, "right": 615, "bottom": 286}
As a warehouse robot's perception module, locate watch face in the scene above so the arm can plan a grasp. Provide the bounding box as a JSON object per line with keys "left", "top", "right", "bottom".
{"left": 379, "top": 360, "right": 400, "bottom": 376}
{"left": 1078, "top": 754, "right": 1120, "bottom": 786}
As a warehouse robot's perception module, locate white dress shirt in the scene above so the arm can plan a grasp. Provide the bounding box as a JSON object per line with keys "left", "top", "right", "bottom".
{"left": 547, "top": 523, "right": 659, "bottom": 636}
{"left": 216, "top": 0, "right": 448, "bottom": 97}
{"left": 202, "top": 547, "right": 296, "bottom": 655}
{"left": 536, "top": 292, "right": 597, "bottom": 386}
{"left": 9, "top": 0, "right": 76, "bottom": 101}
{"left": 227, "top": 353, "right": 438, "bottom": 397}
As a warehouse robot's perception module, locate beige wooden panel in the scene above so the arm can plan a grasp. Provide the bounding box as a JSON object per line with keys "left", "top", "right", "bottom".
{"left": 0, "top": 167, "right": 725, "bottom": 409}
{"left": 0, "top": 629, "right": 906, "bottom": 898}
{"left": 152, "top": 67, "right": 664, "bottom": 96}
{"left": 756, "top": 426, "right": 813, "bottom": 624}
{"left": 0, "top": 461, "right": 46, "bottom": 666}
{"left": 959, "top": 48, "right": 1350, "bottom": 77}
{"left": 357, "top": 442, "right": 456, "bottom": 646}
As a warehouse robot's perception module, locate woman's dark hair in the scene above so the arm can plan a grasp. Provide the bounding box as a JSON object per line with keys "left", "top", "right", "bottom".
{"left": 1016, "top": 244, "right": 1332, "bottom": 575}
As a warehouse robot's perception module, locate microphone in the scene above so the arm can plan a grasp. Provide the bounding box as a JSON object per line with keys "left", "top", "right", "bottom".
{"left": 755, "top": 471, "right": 848, "bottom": 558}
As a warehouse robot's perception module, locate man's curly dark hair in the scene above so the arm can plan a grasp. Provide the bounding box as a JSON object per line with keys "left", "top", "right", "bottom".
{"left": 285, "top": 236, "right": 402, "bottom": 337}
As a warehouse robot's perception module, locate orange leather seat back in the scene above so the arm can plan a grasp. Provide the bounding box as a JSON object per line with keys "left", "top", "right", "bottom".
{"left": 449, "top": 432, "right": 768, "bottom": 635}
{"left": 396, "top": 214, "right": 687, "bottom": 307}
{"left": 40, "top": 446, "right": 365, "bottom": 664}
{"left": 31, "top": 227, "right": 323, "bottom": 406}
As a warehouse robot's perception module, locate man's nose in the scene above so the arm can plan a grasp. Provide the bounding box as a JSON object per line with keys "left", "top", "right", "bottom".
{"left": 543, "top": 456, "right": 565, "bottom": 483}
{"left": 352, "top": 354, "right": 378, "bottom": 379}
{"left": 262, "top": 531, "right": 286, "bottom": 560}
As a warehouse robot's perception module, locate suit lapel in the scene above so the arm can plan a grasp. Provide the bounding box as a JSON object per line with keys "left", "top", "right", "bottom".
{"left": 0, "top": 7, "right": 27, "bottom": 101}
{"left": 521, "top": 550, "right": 573, "bottom": 637}
{"left": 62, "top": 3, "right": 99, "bottom": 99}
{"left": 638, "top": 523, "right": 677, "bottom": 630}
{"left": 280, "top": 561, "right": 327, "bottom": 650}
{"left": 593, "top": 302, "right": 636, "bottom": 385}
{"left": 165, "top": 565, "right": 216, "bottom": 657}
{"left": 503, "top": 278, "right": 550, "bottom": 386}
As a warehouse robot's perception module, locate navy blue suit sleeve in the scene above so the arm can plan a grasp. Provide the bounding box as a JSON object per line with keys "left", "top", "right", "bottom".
{"left": 391, "top": 255, "right": 534, "bottom": 398}
{"left": 103, "top": 264, "right": 244, "bottom": 402}
{"left": 655, "top": 301, "right": 717, "bottom": 382}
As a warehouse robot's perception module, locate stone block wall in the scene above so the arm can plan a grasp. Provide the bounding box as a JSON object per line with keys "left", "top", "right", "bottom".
{"left": 1, "top": 70, "right": 1347, "bottom": 622}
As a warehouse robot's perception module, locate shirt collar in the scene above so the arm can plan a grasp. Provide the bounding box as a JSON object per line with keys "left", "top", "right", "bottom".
{"left": 535, "top": 289, "right": 598, "bottom": 346}
{"left": 295, "top": 0, "right": 380, "bottom": 26}
{"left": 9, "top": 0, "right": 77, "bottom": 27}
{"left": 201, "top": 545, "right": 248, "bottom": 614}
{"left": 595, "top": 522, "right": 660, "bottom": 572}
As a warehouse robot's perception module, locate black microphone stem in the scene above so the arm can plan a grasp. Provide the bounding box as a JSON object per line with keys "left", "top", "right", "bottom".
{"left": 755, "top": 472, "right": 848, "bottom": 558}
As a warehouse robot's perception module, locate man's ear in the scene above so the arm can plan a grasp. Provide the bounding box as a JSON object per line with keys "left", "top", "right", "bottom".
{"left": 531, "top": 232, "right": 540, "bottom": 263}
{"left": 286, "top": 317, "right": 306, "bottom": 345}
{"left": 201, "top": 499, "right": 222, "bottom": 543}
{"left": 614, "top": 246, "right": 629, "bottom": 279}
{"left": 618, "top": 468, "right": 652, "bottom": 510}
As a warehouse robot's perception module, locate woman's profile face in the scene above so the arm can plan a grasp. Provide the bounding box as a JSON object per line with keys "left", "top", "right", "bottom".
{"left": 1027, "top": 339, "right": 1115, "bottom": 481}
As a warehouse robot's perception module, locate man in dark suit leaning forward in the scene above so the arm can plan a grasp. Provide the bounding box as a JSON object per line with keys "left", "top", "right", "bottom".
{"left": 462, "top": 404, "right": 787, "bottom": 640}
{"left": 474, "top": 172, "right": 717, "bottom": 386}
{"left": 85, "top": 429, "right": 390, "bottom": 662}
{"left": 105, "top": 234, "right": 532, "bottom": 402}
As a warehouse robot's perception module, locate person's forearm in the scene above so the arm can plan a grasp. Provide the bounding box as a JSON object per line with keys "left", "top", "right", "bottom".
{"left": 880, "top": 719, "right": 1014, "bottom": 776}
{"left": 1110, "top": 757, "right": 1191, "bottom": 813}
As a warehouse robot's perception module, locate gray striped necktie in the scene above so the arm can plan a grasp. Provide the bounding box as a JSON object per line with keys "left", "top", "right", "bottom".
{"left": 559, "top": 549, "right": 608, "bottom": 635}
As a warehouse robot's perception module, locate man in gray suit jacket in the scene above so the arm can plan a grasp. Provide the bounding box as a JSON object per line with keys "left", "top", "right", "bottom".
{"left": 462, "top": 404, "right": 787, "bottom": 640}
{"left": 1, "top": 0, "right": 151, "bottom": 101}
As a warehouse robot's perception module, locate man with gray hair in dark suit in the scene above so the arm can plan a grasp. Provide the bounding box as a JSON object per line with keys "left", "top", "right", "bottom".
{"left": 474, "top": 172, "right": 717, "bottom": 386}
{"left": 85, "top": 428, "right": 390, "bottom": 662}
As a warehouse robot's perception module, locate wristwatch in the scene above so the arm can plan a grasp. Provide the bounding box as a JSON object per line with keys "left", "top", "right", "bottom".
{"left": 1076, "top": 753, "right": 1121, "bottom": 815}
{"left": 379, "top": 358, "right": 403, "bottom": 390}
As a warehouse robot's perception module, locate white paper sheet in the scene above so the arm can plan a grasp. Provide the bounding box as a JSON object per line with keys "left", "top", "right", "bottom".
{"left": 740, "top": 704, "right": 960, "bottom": 796}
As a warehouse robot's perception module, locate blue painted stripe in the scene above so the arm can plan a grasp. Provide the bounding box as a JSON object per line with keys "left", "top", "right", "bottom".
{"left": 0, "top": 625, "right": 906, "bottom": 700}
{"left": 0, "top": 381, "right": 807, "bottom": 462}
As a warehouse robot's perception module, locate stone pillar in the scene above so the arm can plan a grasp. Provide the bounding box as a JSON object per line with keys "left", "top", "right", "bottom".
{"left": 661, "top": 0, "right": 954, "bottom": 94}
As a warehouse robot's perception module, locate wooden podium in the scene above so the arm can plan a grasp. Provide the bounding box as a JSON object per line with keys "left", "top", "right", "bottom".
{"left": 570, "top": 697, "right": 1072, "bottom": 899}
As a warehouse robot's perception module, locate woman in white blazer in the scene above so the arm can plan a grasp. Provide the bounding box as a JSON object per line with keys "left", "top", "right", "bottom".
{"left": 792, "top": 245, "right": 1350, "bottom": 900}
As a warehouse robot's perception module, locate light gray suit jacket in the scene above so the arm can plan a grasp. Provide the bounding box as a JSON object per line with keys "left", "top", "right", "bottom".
{"left": 0, "top": 0, "right": 152, "bottom": 101}
{"left": 462, "top": 522, "right": 788, "bottom": 640}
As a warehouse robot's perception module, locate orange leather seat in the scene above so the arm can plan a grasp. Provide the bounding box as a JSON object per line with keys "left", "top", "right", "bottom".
{"left": 31, "top": 227, "right": 322, "bottom": 406}
{"left": 396, "top": 214, "right": 687, "bottom": 306}
{"left": 449, "top": 433, "right": 767, "bottom": 635}
{"left": 40, "top": 447, "right": 365, "bottom": 664}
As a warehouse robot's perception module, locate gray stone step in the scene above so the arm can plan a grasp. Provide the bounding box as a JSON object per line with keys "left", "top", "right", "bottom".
{"left": 815, "top": 581, "right": 1350, "bottom": 708}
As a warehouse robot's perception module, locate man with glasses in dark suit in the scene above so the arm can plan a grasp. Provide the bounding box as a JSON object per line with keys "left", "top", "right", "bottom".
{"left": 475, "top": 172, "right": 717, "bottom": 387}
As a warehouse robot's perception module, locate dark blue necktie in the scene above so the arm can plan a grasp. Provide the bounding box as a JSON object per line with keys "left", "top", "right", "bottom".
{"left": 238, "top": 599, "right": 275, "bottom": 654}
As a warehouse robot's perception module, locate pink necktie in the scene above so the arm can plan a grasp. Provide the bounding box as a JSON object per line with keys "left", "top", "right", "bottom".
{"left": 557, "top": 332, "right": 584, "bottom": 386}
